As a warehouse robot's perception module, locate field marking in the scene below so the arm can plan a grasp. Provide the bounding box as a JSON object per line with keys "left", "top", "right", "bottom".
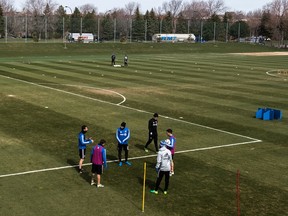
{"left": 0, "top": 74, "right": 261, "bottom": 142}
{"left": 63, "top": 84, "right": 126, "bottom": 105}
{"left": 266, "top": 69, "right": 288, "bottom": 79}
{"left": 0, "top": 140, "right": 262, "bottom": 179}
{"left": 38, "top": 83, "right": 126, "bottom": 105}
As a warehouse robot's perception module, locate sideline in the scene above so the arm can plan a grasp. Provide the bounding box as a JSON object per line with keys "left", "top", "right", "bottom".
{"left": 0, "top": 140, "right": 262, "bottom": 178}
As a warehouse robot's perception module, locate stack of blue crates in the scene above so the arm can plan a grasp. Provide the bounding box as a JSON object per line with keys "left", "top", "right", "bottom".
{"left": 256, "top": 108, "right": 282, "bottom": 120}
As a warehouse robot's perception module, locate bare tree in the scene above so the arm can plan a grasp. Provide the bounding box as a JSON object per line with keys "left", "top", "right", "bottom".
{"left": 24, "top": 0, "right": 44, "bottom": 14}
{"left": 246, "top": 9, "right": 262, "bottom": 36}
{"left": 22, "top": 0, "right": 58, "bottom": 41}
{"left": 267, "top": 0, "right": 288, "bottom": 44}
{"left": 80, "top": 4, "right": 97, "bottom": 15}
{"left": 162, "top": 0, "right": 183, "bottom": 33}
{"left": 0, "top": 0, "right": 14, "bottom": 14}
{"left": 125, "top": 2, "right": 139, "bottom": 16}
{"left": 182, "top": 1, "right": 209, "bottom": 19}
{"left": 206, "top": 0, "right": 227, "bottom": 16}
{"left": 124, "top": 2, "right": 139, "bottom": 41}
{"left": 162, "top": 0, "right": 183, "bottom": 17}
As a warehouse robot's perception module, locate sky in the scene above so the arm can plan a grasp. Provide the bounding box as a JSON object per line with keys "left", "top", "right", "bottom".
{"left": 14, "top": 0, "right": 273, "bottom": 13}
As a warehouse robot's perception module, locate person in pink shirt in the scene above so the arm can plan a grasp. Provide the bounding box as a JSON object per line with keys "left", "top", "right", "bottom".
{"left": 90, "top": 139, "right": 107, "bottom": 188}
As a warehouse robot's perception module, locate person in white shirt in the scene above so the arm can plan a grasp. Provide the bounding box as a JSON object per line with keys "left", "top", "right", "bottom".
{"left": 150, "top": 139, "right": 173, "bottom": 195}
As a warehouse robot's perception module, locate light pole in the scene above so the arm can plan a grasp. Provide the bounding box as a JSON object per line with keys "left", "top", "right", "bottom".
{"left": 193, "top": 11, "right": 203, "bottom": 43}
{"left": 159, "top": 16, "right": 163, "bottom": 34}
{"left": 65, "top": 6, "right": 72, "bottom": 14}
{"left": 114, "top": 18, "right": 116, "bottom": 43}
{"left": 64, "top": 6, "right": 72, "bottom": 41}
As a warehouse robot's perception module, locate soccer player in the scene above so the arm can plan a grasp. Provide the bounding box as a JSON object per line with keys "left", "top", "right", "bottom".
{"left": 111, "top": 53, "right": 116, "bottom": 66}
{"left": 144, "top": 113, "right": 159, "bottom": 152}
{"left": 78, "top": 125, "right": 94, "bottom": 173}
{"left": 124, "top": 54, "right": 128, "bottom": 66}
{"left": 116, "top": 122, "right": 131, "bottom": 166}
{"left": 90, "top": 139, "right": 107, "bottom": 188}
{"left": 165, "top": 128, "right": 176, "bottom": 176}
{"left": 150, "top": 139, "right": 173, "bottom": 195}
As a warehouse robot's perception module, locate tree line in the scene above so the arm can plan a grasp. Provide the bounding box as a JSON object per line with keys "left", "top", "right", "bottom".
{"left": 0, "top": 0, "right": 287, "bottom": 44}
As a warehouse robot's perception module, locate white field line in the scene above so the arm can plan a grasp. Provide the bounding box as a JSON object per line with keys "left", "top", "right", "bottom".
{"left": 0, "top": 75, "right": 261, "bottom": 142}
{"left": 266, "top": 69, "right": 280, "bottom": 77}
{"left": 266, "top": 69, "right": 288, "bottom": 78}
{"left": 38, "top": 83, "right": 126, "bottom": 105}
{"left": 0, "top": 75, "right": 263, "bottom": 178}
{"left": 0, "top": 140, "right": 262, "bottom": 178}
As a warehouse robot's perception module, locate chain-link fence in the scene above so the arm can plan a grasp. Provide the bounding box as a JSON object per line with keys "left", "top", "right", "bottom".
{"left": 0, "top": 15, "right": 268, "bottom": 43}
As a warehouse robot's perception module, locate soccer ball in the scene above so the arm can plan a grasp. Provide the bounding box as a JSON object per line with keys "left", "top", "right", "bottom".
{"left": 160, "top": 139, "right": 170, "bottom": 147}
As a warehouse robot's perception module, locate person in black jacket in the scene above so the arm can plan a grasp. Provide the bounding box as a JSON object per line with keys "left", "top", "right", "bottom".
{"left": 111, "top": 53, "right": 116, "bottom": 66}
{"left": 144, "top": 113, "right": 159, "bottom": 152}
{"left": 124, "top": 54, "right": 128, "bottom": 66}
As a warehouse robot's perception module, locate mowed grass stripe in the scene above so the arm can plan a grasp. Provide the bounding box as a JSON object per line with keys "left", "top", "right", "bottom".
{"left": 4, "top": 58, "right": 288, "bottom": 112}
{"left": 2, "top": 58, "right": 286, "bottom": 104}
{"left": 1, "top": 55, "right": 272, "bottom": 90}
{"left": 135, "top": 53, "right": 288, "bottom": 69}
{"left": 2, "top": 56, "right": 288, "bottom": 115}
{"left": 3, "top": 60, "right": 201, "bottom": 88}
{"left": 24, "top": 60, "right": 264, "bottom": 87}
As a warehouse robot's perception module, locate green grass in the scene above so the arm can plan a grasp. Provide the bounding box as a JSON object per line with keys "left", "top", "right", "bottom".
{"left": 0, "top": 42, "right": 287, "bottom": 216}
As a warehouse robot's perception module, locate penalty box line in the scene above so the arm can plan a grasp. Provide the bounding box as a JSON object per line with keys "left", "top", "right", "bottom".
{"left": 0, "top": 139, "right": 262, "bottom": 179}
{"left": 1, "top": 75, "right": 261, "bottom": 142}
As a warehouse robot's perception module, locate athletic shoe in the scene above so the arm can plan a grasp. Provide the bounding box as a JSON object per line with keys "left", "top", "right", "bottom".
{"left": 164, "top": 191, "right": 168, "bottom": 195}
{"left": 79, "top": 168, "right": 83, "bottom": 174}
{"left": 150, "top": 190, "right": 158, "bottom": 194}
{"left": 144, "top": 147, "right": 148, "bottom": 152}
{"left": 91, "top": 181, "right": 95, "bottom": 186}
{"left": 97, "top": 184, "right": 104, "bottom": 188}
{"left": 119, "top": 162, "right": 123, "bottom": 166}
{"left": 125, "top": 161, "right": 132, "bottom": 166}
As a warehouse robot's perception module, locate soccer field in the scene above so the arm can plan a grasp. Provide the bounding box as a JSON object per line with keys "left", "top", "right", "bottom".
{"left": 0, "top": 43, "right": 287, "bottom": 216}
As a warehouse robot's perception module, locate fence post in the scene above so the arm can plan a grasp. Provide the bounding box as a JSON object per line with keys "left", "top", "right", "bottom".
{"left": 5, "top": 16, "right": 7, "bottom": 43}
{"left": 114, "top": 18, "right": 116, "bottom": 43}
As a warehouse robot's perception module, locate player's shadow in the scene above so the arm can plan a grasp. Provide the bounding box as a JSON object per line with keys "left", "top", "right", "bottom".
{"left": 67, "top": 159, "right": 79, "bottom": 172}
{"left": 106, "top": 154, "right": 118, "bottom": 164}
{"left": 66, "top": 158, "right": 91, "bottom": 184}
{"left": 134, "top": 143, "right": 145, "bottom": 150}
{"left": 134, "top": 143, "right": 158, "bottom": 152}
{"left": 145, "top": 160, "right": 156, "bottom": 169}
{"left": 107, "top": 154, "right": 118, "bottom": 161}
{"left": 134, "top": 143, "right": 159, "bottom": 154}
{"left": 137, "top": 176, "right": 155, "bottom": 190}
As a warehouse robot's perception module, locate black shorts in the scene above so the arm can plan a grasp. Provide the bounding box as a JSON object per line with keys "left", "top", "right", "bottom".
{"left": 91, "top": 164, "right": 103, "bottom": 175}
{"left": 79, "top": 149, "right": 86, "bottom": 159}
{"left": 149, "top": 133, "right": 158, "bottom": 139}
{"left": 118, "top": 144, "right": 129, "bottom": 151}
